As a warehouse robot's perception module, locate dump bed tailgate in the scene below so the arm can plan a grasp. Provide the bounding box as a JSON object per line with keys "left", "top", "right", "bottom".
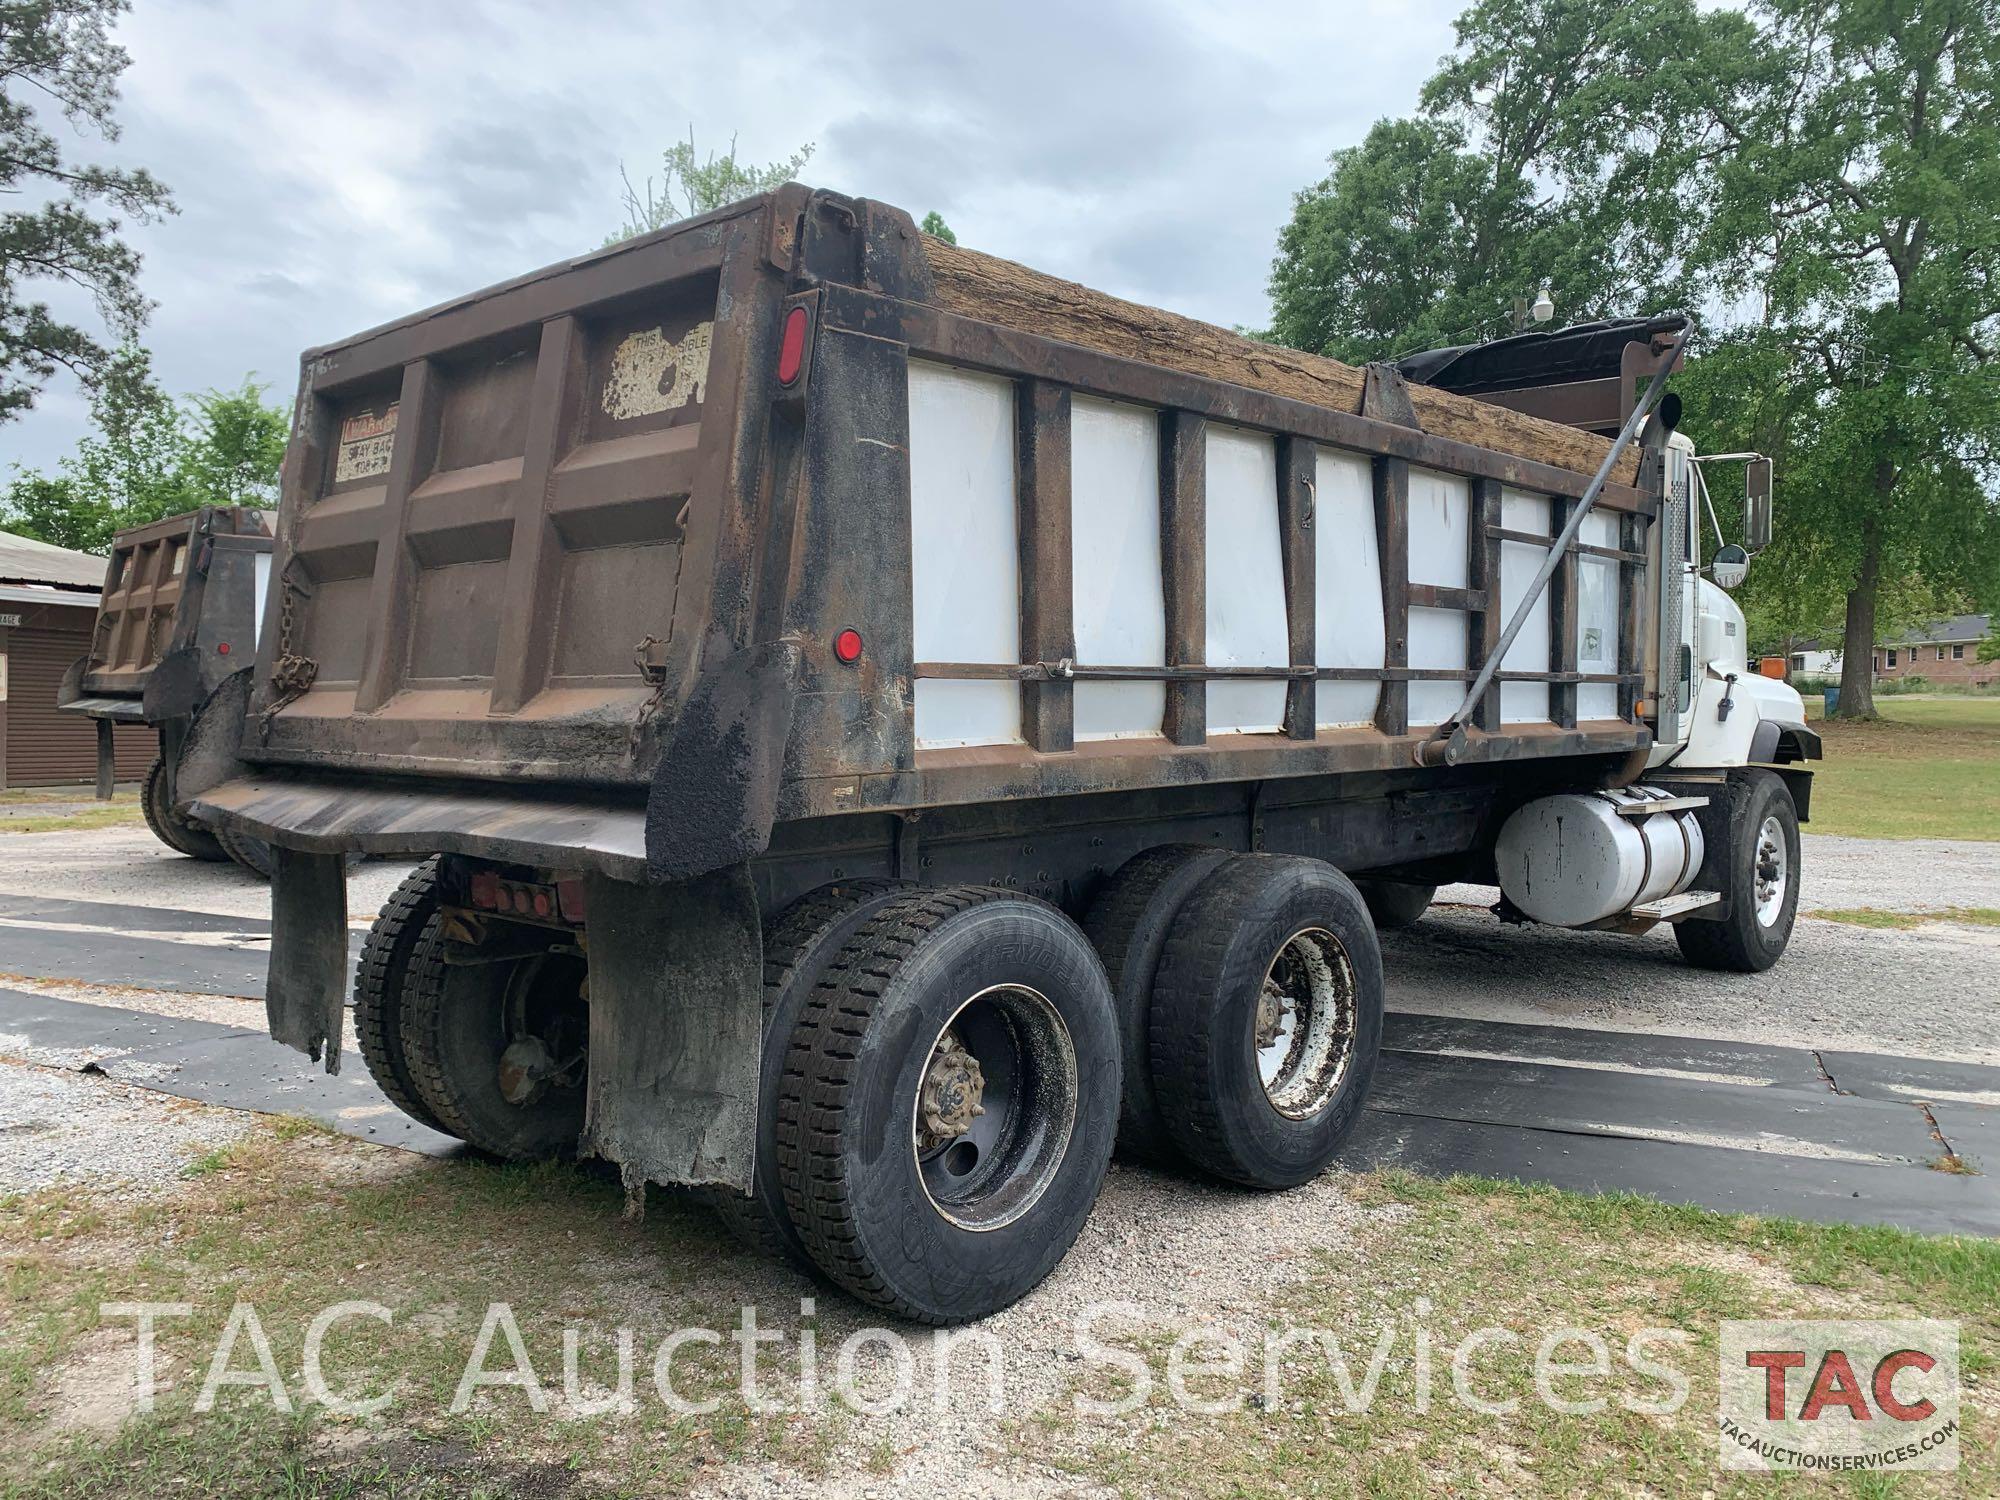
{"left": 246, "top": 197, "right": 792, "bottom": 787}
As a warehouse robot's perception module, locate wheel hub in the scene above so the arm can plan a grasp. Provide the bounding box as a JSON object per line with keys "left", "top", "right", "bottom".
{"left": 1255, "top": 980, "right": 1291, "bottom": 1050}
{"left": 918, "top": 1030, "right": 986, "bottom": 1146}
{"left": 1753, "top": 814, "right": 1788, "bottom": 927}
{"left": 497, "top": 1037, "right": 560, "bottom": 1106}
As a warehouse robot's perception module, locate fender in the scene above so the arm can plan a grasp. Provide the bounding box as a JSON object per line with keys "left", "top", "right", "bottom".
{"left": 644, "top": 636, "right": 802, "bottom": 883}
{"left": 1749, "top": 719, "right": 1822, "bottom": 764}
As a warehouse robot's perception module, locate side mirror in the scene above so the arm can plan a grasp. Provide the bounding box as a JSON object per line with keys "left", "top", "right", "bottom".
{"left": 1712, "top": 542, "right": 1749, "bottom": 591}
{"left": 1744, "top": 457, "right": 1773, "bottom": 552}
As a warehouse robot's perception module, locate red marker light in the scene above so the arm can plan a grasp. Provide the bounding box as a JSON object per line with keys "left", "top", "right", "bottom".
{"left": 216, "top": 641, "right": 231, "bottom": 655}
{"left": 777, "top": 305, "right": 809, "bottom": 386}
{"left": 833, "top": 627, "right": 864, "bottom": 665}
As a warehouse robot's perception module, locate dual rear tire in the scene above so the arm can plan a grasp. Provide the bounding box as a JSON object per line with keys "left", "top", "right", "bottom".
{"left": 353, "top": 861, "right": 587, "bottom": 1159}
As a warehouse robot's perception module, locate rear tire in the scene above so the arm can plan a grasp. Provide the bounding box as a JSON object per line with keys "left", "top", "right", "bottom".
{"left": 214, "top": 823, "right": 360, "bottom": 881}
{"left": 403, "top": 924, "right": 588, "bottom": 1161}
{"left": 353, "top": 859, "right": 455, "bottom": 1137}
{"left": 215, "top": 821, "right": 275, "bottom": 878}
{"left": 1357, "top": 879, "right": 1435, "bottom": 931}
{"left": 705, "top": 878, "right": 908, "bottom": 1269}
{"left": 1676, "top": 770, "right": 1800, "bottom": 973}
{"left": 1150, "top": 855, "right": 1384, "bottom": 1189}
{"left": 1080, "top": 844, "right": 1235, "bottom": 1162}
{"left": 774, "top": 888, "right": 1119, "bottom": 1325}
{"left": 141, "top": 756, "right": 227, "bottom": 861}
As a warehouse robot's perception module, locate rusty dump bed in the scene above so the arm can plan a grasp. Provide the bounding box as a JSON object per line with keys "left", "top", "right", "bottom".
{"left": 209, "top": 185, "right": 1666, "bottom": 881}
{"left": 59, "top": 506, "right": 273, "bottom": 724}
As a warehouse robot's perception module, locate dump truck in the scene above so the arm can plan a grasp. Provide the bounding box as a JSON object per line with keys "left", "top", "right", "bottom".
{"left": 181, "top": 186, "right": 1820, "bottom": 1324}
{"left": 56, "top": 505, "right": 281, "bottom": 872}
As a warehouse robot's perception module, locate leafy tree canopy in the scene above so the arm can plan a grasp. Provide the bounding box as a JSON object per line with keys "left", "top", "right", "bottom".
{"left": 1269, "top": 0, "right": 2000, "bottom": 718}
{"left": 0, "top": 344, "right": 287, "bottom": 553}
{"left": 607, "top": 130, "right": 814, "bottom": 244}
{"left": 1, "top": 0, "right": 173, "bottom": 424}
{"left": 919, "top": 211, "right": 957, "bottom": 245}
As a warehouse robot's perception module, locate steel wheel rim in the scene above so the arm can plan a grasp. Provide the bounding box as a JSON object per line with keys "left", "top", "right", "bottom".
{"left": 1753, "top": 814, "right": 1788, "bottom": 928}
{"left": 911, "top": 984, "right": 1077, "bottom": 1233}
{"left": 1256, "top": 926, "right": 1358, "bottom": 1120}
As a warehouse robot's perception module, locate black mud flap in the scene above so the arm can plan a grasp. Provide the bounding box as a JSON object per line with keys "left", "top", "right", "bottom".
{"left": 264, "top": 847, "right": 350, "bottom": 1071}
{"left": 141, "top": 644, "right": 210, "bottom": 723}
{"left": 580, "top": 864, "right": 762, "bottom": 1193}
{"left": 645, "top": 638, "right": 801, "bottom": 884}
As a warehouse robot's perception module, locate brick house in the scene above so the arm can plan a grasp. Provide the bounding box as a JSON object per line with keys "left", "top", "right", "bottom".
{"left": 1872, "top": 614, "right": 1995, "bottom": 687}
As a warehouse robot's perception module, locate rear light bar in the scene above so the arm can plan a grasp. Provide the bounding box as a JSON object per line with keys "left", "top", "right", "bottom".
{"left": 466, "top": 870, "right": 586, "bottom": 926}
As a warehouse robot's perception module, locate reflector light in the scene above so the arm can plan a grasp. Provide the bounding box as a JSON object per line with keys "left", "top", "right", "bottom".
{"left": 833, "top": 627, "right": 864, "bottom": 664}
{"left": 216, "top": 641, "right": 231, "bottom": 655}
{"left": 469, "top": 870, "right": 500, "bottom": 909}
{"left": 777, "top": 305, "right": 809, "bottom": 385}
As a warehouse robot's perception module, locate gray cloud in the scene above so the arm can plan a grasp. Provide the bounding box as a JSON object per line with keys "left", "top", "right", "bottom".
{"left": 4, "top": 0, "right": 1458, "bottom": 473}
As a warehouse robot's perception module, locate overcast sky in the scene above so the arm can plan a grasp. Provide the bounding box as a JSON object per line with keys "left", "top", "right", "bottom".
{"left": 5, "top": 0, "right": 1467, "bottom": 475}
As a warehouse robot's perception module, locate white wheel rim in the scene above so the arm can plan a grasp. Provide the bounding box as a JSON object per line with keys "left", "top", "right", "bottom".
{"left": 1753, "top": 814, "right": 1788, "bottom": 927}
{"left": 1255, "top": 927, "right": 1358, "bottom": 1120}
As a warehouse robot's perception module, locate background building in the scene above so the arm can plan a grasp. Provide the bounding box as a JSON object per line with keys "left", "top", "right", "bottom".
{"left": 1871, "top": 614, "right": 1995, "bottom": 688}
{"left": 0, "top": 530, "right": 155, "bottom": 789}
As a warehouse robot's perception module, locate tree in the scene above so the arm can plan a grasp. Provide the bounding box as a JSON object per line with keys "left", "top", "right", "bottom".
{"left": 1267, "top": 0, "right": 2000, "bottom": 722}
{"left": 179, "top": 379, "right": 289, "bottom": 507}
{"left": 1268, "top": 0, "right": 1754, "bottom": 362}
{"left": 607, "top": 130, "right": 813, "bottom": 244}
{"left": 919, "top": 211, "right": 957, "bottom": 245}
{"left": 1, "top": 0, "right": 173, "bottom": 424}
{"left": 0, "top": 347, "right": 287, "bottom": 552}
{"left": 1704, "top": 0, "right": 2000, "bottom": 717}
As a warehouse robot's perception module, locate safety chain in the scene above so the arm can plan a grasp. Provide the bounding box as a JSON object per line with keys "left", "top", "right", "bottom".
{"left": 259, "top": 555, "right": 320, "bottom": 741}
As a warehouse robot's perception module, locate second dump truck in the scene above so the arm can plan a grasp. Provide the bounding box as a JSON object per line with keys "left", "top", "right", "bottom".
{"left": 56, "top": 505, "right": 278, "bottom": 871}
{"left": 184, "top": 186, "right": 1819, "bottom": 1324}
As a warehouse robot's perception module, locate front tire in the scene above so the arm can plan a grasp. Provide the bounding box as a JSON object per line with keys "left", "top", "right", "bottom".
{"left": 1149, "top": 855, "right": 1384, "bottom": 1189}
{"left": 1676, "top": 769, "right": 1800, "bottom": 973}
{"left": 774, "top": 888, "right": 1120, "bottom": 1325}
{"left": 1357, "top": 879, "right": 1435, "bottom": 931}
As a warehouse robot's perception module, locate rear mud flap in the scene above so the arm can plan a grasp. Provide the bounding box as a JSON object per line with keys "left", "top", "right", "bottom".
{"left": 645, "top": 638, "right": 801, "bottom": 883}
{"left": 264, "top": 847, "right": 350, "bottom": 1071}
{"left": 580, "top": 863, "right": 762, "bottom": 1193}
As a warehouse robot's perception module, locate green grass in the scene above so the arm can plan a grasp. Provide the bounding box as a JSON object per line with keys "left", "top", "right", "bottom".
{"left": 4, "top": 1129, "right": 1993, "bottom": 1497}
{"left": 1050, "top": 1173, "right": 1996, "bottom": 1498}
{"left": 1809, "top": 906, "right": 2000, "bottom": 929}
{"left": 0, "top": 787, "right": 145, "bottom": 834}
{"left": 1804, "top": 696, "right": 2000, "bottom": 840}
{"left": 0, "top": 804, "right": 147, "bottom": 834}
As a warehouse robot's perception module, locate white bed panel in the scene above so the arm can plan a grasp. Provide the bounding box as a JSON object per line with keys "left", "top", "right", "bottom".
{"left": 1407, "top": 605, "right": 1467, "bottom": 727}
{"left": 908, "top": 362, "right": 1022, "bottom": 749}
{"left": 1204, "top": 425, "right": 1288, "bottom": 734}
{"left": 1577, "top": 508, "right": 1621, "bottom": 719}
{"left": 1500, "top": 486, "right": 1549, "bottom": 536}
{"left": 1499, "top": 538, "right": 1552, "bottom": 723}
{"left": 1497, "top": 488, "right": 1553, "bottom": 723}
{"left": 1312, "top": 448, "right": 1384, "bottom": 726}
{"left": 1071, "top": 397, "right": 1166, "bottom": 739}
{"left": 1407, "top": 467, "right": 1470, "bottom": 587}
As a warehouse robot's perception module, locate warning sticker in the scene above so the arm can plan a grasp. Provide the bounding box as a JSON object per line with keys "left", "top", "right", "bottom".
{"left": 602, "top": 321, "right": 713, "bottom": 421}
{"left": 334, "top": 404, "right": 399, "bottom": 483}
